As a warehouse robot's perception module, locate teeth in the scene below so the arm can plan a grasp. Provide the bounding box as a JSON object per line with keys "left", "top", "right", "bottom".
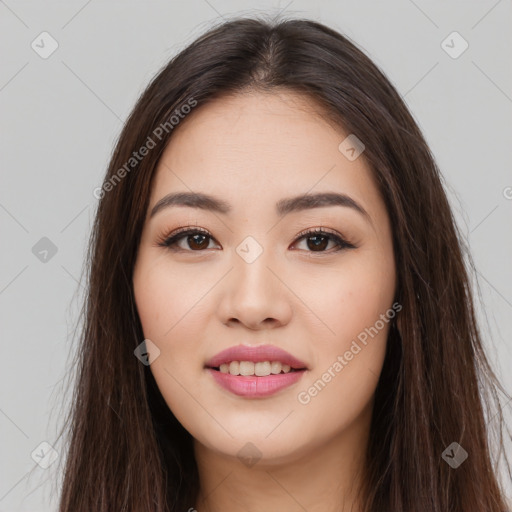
{"left": 217, "top": 361, "right": 296, "bottom": 376}
{"left": 255, "top": 361, "right": 271, "bottom": 376}
{"left": 239, "top": 361, "right": 254, "bottom": 376}
{"left": 270, "top": 361, "right": 281, "bottom": 374}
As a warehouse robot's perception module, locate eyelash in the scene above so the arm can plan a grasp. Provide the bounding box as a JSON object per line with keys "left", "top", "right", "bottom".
{"left": 156, "top": 226, "right": 356, "bottom": 254}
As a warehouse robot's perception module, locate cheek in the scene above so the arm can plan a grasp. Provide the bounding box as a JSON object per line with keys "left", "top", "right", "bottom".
{"left": 134, "top": 254, "right": 204, "bottom": 343}
{"left": 293, "top": 251, "right": 395, "bottom": 419}
{"left": 307, "top": 253, "right": 395, "bottom": 353}
{"left": 133, "top": 256, "right": 214, "bottom": 392}
{"left": 133, "top": 257, "right": 214, "bottom": 434}
{"left": 296, "top": 339, "right": 386, "bottom": 445}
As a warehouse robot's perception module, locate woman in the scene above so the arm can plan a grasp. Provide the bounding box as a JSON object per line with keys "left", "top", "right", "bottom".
{"left": 57, "top": 16, "right": 511, "bottom": 511}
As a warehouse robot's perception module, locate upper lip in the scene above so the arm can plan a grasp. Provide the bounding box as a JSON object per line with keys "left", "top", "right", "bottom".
{"left": 205, "top": 344, "right": 308, "bottom": 370}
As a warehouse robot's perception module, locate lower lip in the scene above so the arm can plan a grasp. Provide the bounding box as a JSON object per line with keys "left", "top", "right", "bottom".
{"left": 206, "top": 368, "right": 306, "bottom": 398}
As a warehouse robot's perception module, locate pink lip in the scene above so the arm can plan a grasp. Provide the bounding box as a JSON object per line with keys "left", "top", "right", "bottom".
{"left": 206, "top": 368, "right": 307, "bottom": 398}
{"left": 205, "top": 344, "right": 308, "bottom": 369}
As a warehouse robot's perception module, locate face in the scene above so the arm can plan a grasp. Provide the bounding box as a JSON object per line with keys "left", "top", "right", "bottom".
{"left": 133, "top": 90, "right": 396, "bottom": 464}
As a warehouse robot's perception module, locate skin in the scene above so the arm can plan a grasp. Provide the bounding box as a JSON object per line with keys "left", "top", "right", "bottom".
{"left": 132, "top": 90, "right": 397, "bottom": 512}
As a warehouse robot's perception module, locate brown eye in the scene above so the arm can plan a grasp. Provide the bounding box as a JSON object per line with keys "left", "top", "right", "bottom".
{"left": 158, "top": 228, "right": 219, "bottom": 252}
{"left": 304, "top": 234, "right": 330, "bottom": 251}
{"left": 186, "top": 233, "right": 210, "bottom": 250}
{"left": 293, "top": 228, "right": 355, "bottom": 253}
{"left": 158, "top": 227, "right": 355, "bottom": 254}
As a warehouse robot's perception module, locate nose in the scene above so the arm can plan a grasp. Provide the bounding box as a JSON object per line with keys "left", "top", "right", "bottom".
{"left": 216, "top": 244, "right": 293, "bottom": 330}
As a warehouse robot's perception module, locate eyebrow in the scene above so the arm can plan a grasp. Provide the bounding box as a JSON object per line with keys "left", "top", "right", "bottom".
{"left": 149, "top": 191, "right": 372, "bottom": 224}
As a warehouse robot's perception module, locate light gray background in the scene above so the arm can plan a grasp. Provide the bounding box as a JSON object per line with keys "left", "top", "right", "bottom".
{"left": 1, "top": 1, "right": 511, "bottom": 510}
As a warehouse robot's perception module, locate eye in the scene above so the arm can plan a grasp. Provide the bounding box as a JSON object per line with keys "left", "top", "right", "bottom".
{"left": 291, "top": 227, "right": 356, "bottom": 253}
{"left": 156, "top": 226, "right": 356, "bottom": 254}
{"left": 157, "top": 227, "right": 219, "bottom": 252}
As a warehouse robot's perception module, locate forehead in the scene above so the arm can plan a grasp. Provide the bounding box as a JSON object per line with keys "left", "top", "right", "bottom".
{"left": 149, "top": 91, "right": 382, "bottom": 219}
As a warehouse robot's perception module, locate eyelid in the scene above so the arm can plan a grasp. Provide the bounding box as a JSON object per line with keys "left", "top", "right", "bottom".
{"left": 162, "top": 225, "right": 212, "bottom": 238}
{"left": 295, "top": 226, "right": 343, "bottom": 240}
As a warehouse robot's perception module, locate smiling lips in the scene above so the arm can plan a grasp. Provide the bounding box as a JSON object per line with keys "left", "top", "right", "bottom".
{"left": 205, "top": 344, "right": 308, "bottom": 398}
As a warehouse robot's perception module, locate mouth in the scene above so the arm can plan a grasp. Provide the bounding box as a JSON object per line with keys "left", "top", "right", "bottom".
{"left": 206, "top": 361, "right": 306, "bottom": 376}
{"left": 204, "top": 345, "right": 308, "bottom": 398}
{"left": 205, "top": 344, "right": 308, "bottom": 372}
{"left": 205, "top": 366, "right": 307, "bottom": 398}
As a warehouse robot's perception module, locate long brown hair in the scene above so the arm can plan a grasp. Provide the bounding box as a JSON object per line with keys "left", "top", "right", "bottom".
{"left": 56, "top": 15, "right": 511, "bottom": 511}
